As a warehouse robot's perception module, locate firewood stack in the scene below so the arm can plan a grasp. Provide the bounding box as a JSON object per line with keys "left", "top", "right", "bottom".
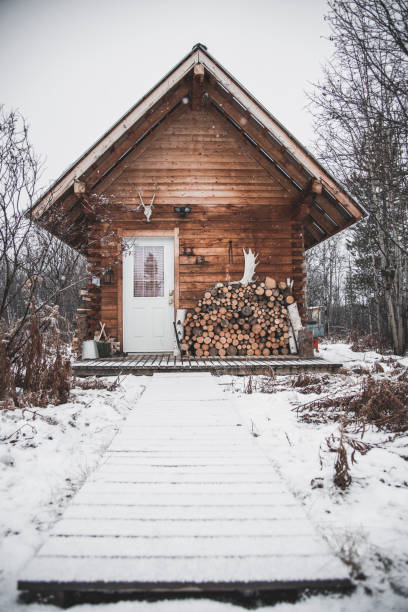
{"left": 182, "top": 277, "right": 295, "bottom": 357}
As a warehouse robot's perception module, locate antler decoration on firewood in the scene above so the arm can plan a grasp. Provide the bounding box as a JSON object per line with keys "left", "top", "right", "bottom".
{"left": 239, "top": 248, "right": 259, "bottom": 284}
{"left": 231, "top": 248, "right": 259, "bottom": 284}
{"left": 136, "top": 183, "right": 157, "bottom": 222}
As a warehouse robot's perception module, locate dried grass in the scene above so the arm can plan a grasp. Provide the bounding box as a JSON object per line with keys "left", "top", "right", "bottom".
{"left": 0, "top": 307, "right": 72, "bottom": 409}
{"left": 348, "top": 330, "right": 390, "bottom": 353}
{"left": 291, "top": 373, "right": 331, "bottom": 394}
{"left": 74, "top": 374, "right": 122, "bottom": 392}
{"left": 244, "top": 374, "right": 253, "bottom": 394}
{"left": 241, "top": 369, "right": 280, "bottom": 395}
{"left": 326, "top": 425, "right": 352, "bottom": 489}
{"left": 295, "top": 371, "right": 408, "bottom": 433}
{"left": 74, "top": 376, "right": 110, "bottom": 390}
{"left": 323, "top": 423, "right": 371, "bottom": 490}
{"left": 372, "top": 361, "right": 385, "bottom": 373}
{"left": 295, "top": 368, "right": 408, "bottom": 490}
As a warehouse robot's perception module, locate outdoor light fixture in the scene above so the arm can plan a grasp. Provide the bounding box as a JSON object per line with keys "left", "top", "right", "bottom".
{"left": 174, "top": 206, "right": 191, "bottom": 218}
{"left": 103, "top": 267, "right": 114, "bottom": 285}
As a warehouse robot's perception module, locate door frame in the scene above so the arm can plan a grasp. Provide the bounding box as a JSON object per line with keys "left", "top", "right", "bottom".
{"left": 118, "top": 228, "right": 179, "bottom": 351}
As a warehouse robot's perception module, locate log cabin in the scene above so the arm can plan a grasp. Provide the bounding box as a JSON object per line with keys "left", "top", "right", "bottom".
{"left": 29, "top": 44, "right": 365, "bottom": 356}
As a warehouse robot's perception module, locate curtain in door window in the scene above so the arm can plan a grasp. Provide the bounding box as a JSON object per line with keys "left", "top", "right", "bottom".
{"left": 133, "top": 246, "right": 164, "bottom": 297}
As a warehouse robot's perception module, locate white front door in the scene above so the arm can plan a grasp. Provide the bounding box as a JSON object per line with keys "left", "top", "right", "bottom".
{"left": 123, "top": 236, "right": 175, "bottom": 352}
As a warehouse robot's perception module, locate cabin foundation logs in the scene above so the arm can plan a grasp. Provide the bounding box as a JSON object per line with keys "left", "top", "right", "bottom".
{"left": 181, "top": 277, "right": 296, "bottom": 357}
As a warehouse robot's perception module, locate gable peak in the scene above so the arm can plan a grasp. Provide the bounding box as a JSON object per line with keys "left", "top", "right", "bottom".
{"left": 192, "top": 43, "right": 208, "bottom": 52}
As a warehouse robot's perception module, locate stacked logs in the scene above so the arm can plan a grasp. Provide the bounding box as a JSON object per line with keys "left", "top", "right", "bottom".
{"left": 182, "top": 277, "right": 295, "bottom": 357}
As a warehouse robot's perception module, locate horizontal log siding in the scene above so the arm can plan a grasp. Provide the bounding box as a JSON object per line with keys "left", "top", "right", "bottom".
{"left": 93, "top": 107, "right": 306, "bottom": 346}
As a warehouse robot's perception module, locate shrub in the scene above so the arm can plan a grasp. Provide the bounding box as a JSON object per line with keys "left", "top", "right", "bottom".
{"left": 0, "top": 307, "right": 71, "bottom": 408}
{"left": 347, "top": 330, "right": 390, "bottom": 353}
{"left": 295, "top": 372, "right": 408, "bottom": 433}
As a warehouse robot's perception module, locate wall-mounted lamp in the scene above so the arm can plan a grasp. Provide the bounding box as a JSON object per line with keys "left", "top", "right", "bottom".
{"left": 174, "top": 206, "right": 191, "bottom": 218}
{"left": 103, "top": 267, "right": 114, "bottom": 285}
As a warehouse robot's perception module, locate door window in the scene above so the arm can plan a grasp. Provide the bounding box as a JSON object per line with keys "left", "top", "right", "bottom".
{"left": 133, "top": 246, "right": 164, "bottom": 297}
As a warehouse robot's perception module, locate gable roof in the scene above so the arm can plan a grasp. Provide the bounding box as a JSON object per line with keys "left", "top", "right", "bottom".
{"left": 30, "top": 43, "right": 366, "bottom": 250}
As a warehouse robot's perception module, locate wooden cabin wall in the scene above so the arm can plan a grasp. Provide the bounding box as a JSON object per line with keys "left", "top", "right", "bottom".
{"left": 92, "top": 106, "right": 306, "bottom": 346}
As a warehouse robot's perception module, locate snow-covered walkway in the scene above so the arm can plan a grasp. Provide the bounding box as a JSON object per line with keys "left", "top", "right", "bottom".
{"left": 18, "top": 373, "right": 349, "bottom": 596}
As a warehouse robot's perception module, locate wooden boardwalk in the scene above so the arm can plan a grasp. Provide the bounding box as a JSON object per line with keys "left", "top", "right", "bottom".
{"left": 18, "top": 373, "right": 350, "bottom": 598}
{"left": 73, "top": 354, "right": 341, "bottom": 377}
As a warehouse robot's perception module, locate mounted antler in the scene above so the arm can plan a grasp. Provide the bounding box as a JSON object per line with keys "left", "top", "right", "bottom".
{"left": 239, "top": 248, "right": 258, "bottom": 284}
{"left": 230, "top": 248, "right": 259, "bottom": 285}
{"left": 136, "top": 183, "right": 157, "bottom": 222}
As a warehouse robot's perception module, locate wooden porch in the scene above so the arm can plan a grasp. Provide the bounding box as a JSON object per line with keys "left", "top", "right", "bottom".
{"left": 73, "top": 354, "right": 341, "bottom": 377}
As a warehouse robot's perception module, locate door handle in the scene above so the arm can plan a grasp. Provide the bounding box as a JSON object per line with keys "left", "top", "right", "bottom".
{"left": 168, "top": 289, "right": 174, "bottom": 305}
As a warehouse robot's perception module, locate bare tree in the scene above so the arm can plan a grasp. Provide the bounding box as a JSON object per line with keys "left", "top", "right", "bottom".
{"left": 308, "top": 0, "right": 407, "bottom": 354}
{"left": 327, "top": 0, "right": 408, "bottom": 127}
{"left": 306, "top": 235, "right": 347, "bottom": 334}
{"left": 0, "top": 107, "right": 39, "bottom": 324}
{"left": 0, "top": 107, "right": 85, "bottom": 361}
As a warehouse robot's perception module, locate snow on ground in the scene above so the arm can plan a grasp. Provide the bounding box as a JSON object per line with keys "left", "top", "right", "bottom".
{"left": 321, "top": 341, "right": 408, "bottom": 369}
{"left": 0, "top": 375, "right": 147, "bottom": 612}
{"left": 229, "top": 342, "right": 408, "bottom": 610}
{"left": 0, "top": 343, "right": 407, "bottom": 611}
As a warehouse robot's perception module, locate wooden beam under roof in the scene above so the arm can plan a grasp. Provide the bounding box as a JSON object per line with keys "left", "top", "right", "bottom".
{"left": 304, "top": 226, "right": 318, "bottom": 249}
{"left": 291, "top": 179, "right": 337, "bottom": 236}
{"left": 291, "top": 180, "right": 350, "bottom": 231}
{"left": 38, "top": 208, "right": 88, "bottom": 252}
{"left": 291, "top": 178, "right": 321, "bottom": 214}
{"left": 305, "top": 218, "right": 326, "bottom": 243}
{"left": 192, "top": 64, "right": 205, "bottom": 111}
{"left": 313, "top": 192, "right": 349, "bottom": 226}
{"left": 302, "top": 203, "right": 358, "bottom": 250}
{"left": 308, "top": 205, "right": 337, "bottom": 235}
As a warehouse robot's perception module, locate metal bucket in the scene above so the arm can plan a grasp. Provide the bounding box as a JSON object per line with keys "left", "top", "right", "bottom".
{"left": 82, "top": 340, "right": 99, "bottom": 360}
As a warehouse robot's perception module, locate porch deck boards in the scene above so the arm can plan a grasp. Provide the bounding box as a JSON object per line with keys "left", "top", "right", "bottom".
{"left": 18, "top": 374, "right": 350, "bottom": 598}
{"left": 73, "top": 354, "right": 341, "bottom": 377}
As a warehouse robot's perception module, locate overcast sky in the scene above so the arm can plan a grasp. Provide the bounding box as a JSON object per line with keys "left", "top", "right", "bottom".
{"left": 0, "top": 0, "right": 333, "bottom": 191}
